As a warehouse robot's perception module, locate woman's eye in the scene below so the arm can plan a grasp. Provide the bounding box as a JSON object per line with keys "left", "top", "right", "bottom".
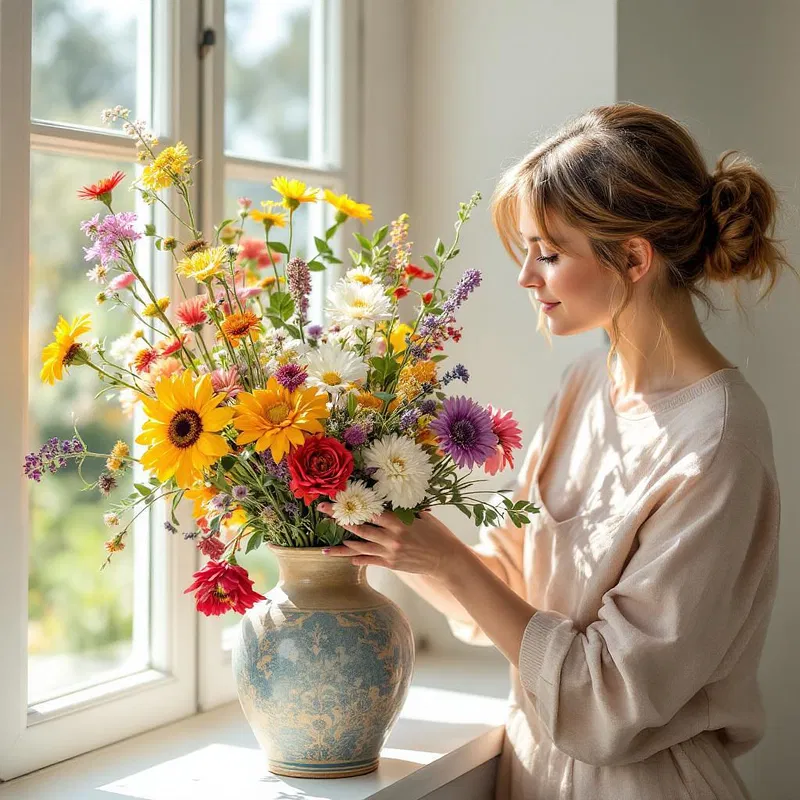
{"left": 537, "top": 254, "right": 559, "bottom": 264}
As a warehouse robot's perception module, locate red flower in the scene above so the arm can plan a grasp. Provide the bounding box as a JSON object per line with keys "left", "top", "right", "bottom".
{"left": 197, "top": 534, "right": 225, "bottom": 559}
{"left": 183, "top": 560, "right": 265, "bottom": 616}
{"left": 393, "top": 285, "right": 411, "bottom": 300}
{"left": 405, "top": 264, "right": 435, "bottom": 280}
{"left": 78, "top": 171, "right": 125, "bottom": 202}
{"left": 482, "top": 405, "right": 524, "bottom": 476}
{"left": 288, "top": 435, "right": 354, "bottom": 504}
{"left": 422, "top": 291, "right": 433, "bottom": 305}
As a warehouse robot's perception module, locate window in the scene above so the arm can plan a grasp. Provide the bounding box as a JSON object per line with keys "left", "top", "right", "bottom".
{"left": 0, "top": 0, "right": 360, "bottom": 780}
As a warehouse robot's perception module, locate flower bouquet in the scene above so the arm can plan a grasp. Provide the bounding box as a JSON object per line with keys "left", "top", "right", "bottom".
{"left": 25, "top": 105, "right": 539, "bottom": 613}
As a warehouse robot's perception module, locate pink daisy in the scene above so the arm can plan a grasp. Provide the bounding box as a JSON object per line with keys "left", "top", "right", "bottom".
{"left": 175, "top": 296, "right": 208, "bottom": 329}
{"left": 211, "top": 366, "right": 243, "bottom": 399}
{"left": 482, "top": 405, "right": 523, "bottom": 476}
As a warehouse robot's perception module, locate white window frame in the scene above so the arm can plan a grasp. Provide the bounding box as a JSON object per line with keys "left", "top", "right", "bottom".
{"left": 0, "top": 0, "right": 202, "bottom": 781}
{"left": 196, "top": 0, "right": 363, "bottom": 711}
{"left": 0, "top": 0, "right": 364, "bottom": 779}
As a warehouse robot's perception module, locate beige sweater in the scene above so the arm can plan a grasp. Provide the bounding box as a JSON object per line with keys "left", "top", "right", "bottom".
{"left": 447, "top": 345, "right": 780, "bottom": 800}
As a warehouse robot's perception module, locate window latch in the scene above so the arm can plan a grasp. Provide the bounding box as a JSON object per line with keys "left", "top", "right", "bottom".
{"left": 198, "top": 28, "right": 216, "bottom": 60}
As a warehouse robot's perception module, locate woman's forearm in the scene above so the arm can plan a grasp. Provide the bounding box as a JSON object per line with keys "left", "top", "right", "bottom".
{"left": 394, "top": 550, "right": 508, "bottom": 624}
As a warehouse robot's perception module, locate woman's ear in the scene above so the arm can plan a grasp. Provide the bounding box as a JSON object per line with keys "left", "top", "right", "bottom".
{"left": 624, "top": 237, "right": 654, "bottom": 282}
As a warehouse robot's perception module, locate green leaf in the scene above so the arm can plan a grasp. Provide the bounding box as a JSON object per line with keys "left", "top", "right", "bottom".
{"left": 268, "top": 241, "right": 289, "bottom": 256}
{"left": 346, "top": 392, "right": 357, "bottom": 416}
{"left": 372, "top": 391, "right": 396, "bottom": 402}
{"left": 393, "top": 507, "right": 416, "bottom": 526}
{"left": 325, "top": 224, "right": 339, "bottom": 240}
{"left": 270, "top": 291, "right": 295, "bottom": 321}
{"left": 423, "top": 255, "right": 439, "bottom": 272}
{"left": 144, "top": 223, "right": 156, "bottom": 237}
{"left": 372, "top": 225, "right": 389, "bottom": 246}
{"left": 155, "top": 239, "right": 162, "bottom": 250}
{"left": 473, "top": 505, "right": 485, "bottom": 527}
{"left": 314, "top": 236, "right": 331, "bottom": 253}
{"left": 308, "top": 261, "right": 326, "bottom": 272}
{"left": 134, "top": 483, "right": 152, "bottom": 496}
{"left": 285, "top": 324, "right": 302, "bottom": 339}
{"left": 354, "top": 233, "right": 372, "bottom": 251}
{"left": 434, "top": 238, "right": 445, "bottom": 258}
{"left": 455, "top": 503, "right": 472, "bottom": 519}
{"left": 326, "top": 255, "right": 343, "bottom": 265}
{"left": 430, "top": 354, "right": 448, "bottom": 362}
{"left": 245, "top": 531, "right": 264, "bottom": 553}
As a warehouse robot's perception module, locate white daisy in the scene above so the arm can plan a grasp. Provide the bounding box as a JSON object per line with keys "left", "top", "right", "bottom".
{"left": 362, "top": 434, "right": 433, "bottom": 509}
{"left": 331, "top": 480, "right": 385, "bottom": 526}
{"left": 86, "top": 264, "right": 108, "bottom": 283}
{"left": 345, "top": 266, "right": 378, "bottom": 286}
{"left": 305, "top": 341, "right": 367, "bottom": 395}
{"left": 103, "top": 512, "right": 120, "bottom": 528}
{"left": 326, "top": 279, "right": 391, "bottom": 330}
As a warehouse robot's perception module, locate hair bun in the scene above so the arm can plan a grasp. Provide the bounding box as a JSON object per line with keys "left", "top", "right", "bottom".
{"left": 704, "top": 150, "right": 784, "bottom": 286}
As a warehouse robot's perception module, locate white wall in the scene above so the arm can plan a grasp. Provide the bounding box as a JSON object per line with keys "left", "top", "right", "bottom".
{"left": 618, "top": 3, "right": 800, "bottom": 796}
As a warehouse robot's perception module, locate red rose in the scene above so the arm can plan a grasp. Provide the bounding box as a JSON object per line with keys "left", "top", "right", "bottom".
{"left": 183, "top": 560, "right": 265, "bottom": 616}
{"left": 422, "top": 291, "right": 433, "bottom": 304}
{"left": 288, "top": 435, "right": 354, "bottom": 504}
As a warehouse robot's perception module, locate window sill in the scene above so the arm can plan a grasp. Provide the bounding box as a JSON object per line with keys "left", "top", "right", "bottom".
{"left": 0, "top": 649, "right": 510, "bottom": 799}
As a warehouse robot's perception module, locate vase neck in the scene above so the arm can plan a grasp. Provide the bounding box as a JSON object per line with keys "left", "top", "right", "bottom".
{"left": 272, "top": 547, "right": 367, "bottom": 589}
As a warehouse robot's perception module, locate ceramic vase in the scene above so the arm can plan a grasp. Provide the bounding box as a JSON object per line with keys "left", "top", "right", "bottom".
{"left": 232, "top": 543, "right": 415, "bottom": 778}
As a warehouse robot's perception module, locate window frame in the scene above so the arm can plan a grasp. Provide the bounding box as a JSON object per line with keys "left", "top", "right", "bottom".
{"left": 0, "top": 0, "right": 364, "bottom": 779}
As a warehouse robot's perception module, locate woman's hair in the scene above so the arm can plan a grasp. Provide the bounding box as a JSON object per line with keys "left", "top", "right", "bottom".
{"left": 490, "top": 101, "right": 796, "bottom": 373}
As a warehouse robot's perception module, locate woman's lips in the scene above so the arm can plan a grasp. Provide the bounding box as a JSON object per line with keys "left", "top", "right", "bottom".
{"left": 542, "top": 301, "right": 560, "bottom": 313}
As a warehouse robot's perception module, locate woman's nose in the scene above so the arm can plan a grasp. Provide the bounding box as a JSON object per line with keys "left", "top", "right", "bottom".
{"left": 518, "top": 259, "right": 542, "bottom": 290}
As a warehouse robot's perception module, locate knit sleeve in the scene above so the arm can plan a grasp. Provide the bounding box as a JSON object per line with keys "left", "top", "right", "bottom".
{"left": 516, "top": 440, "right": 780, "bottom": 766}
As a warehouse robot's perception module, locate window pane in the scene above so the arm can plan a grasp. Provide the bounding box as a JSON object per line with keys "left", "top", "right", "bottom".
{"left": 225, "top": 0, "right": 313, "bottom": 162}
{"left": 31, "top": 0, "right": 151, "bottom": 129}
{"left": 28, "top": 153, "right": 148, "bottom": 705}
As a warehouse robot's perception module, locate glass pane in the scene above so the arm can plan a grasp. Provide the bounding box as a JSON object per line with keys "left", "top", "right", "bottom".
{"left": 28, "top": 153, "right": 147, "bottom": 705}
{"left": 31, "top": 0, "right": 151, "bottom": 129}
{"left": 225, "top": 0, "right": 313, "bottom": 162}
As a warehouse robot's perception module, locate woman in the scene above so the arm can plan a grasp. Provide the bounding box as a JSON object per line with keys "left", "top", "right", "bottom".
{"left": 319, "top": 102, "right": 792, "bottom": 799}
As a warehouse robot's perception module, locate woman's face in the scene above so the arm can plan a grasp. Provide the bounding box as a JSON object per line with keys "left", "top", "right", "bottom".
{"left": 517, "top": 204, "right": 619, "bottom": 336}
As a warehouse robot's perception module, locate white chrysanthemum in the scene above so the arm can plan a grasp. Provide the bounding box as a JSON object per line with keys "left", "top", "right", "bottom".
{"left": 345, "top": 266, "right": 378, "bottom": 286}
{"left": 305, "top": 341, "right": 367, "bottom": 395}
{"left": 326, "top": 279, "right": 391, "bottom": 330}
{"left": 331, "top": 480, "right": 385, "bottom": 526}
{"left": 363, "top": 434, "right": 433, "bottom": 509}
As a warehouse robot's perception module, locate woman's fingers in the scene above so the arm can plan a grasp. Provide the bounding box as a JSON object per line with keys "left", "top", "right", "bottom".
{"left": 339, "top": 539, "right": 385, "bottom": 557}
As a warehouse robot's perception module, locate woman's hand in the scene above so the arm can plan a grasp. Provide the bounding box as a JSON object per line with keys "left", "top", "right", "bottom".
{"left": 316, "top": 503, "right": 465, "bottom": 582}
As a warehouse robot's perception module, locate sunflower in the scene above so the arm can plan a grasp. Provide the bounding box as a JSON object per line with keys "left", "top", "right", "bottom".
{"left": 136, "top": 371, "right": 234, "bottom": 488}
{"left": 232, "top": 375, "right": 329, "bottom": 463}
{"left": 396, "top": 359, "right": 437, "bottom": 402}
{"left": 271, "top": 176, "right": 319, "bottom": 210}
{"left": 176, "top": 246, "right": 229, "bottom": 282}
{"left": 220, "top": 310, "right": 261, "bottom": 347}
{"left": 324, "top": 189, "right": 373, "bottom": 222}
{"left": 40, "top": 313, "right": 92, "bottom": 385}
{"left": 248, "top": 201, "right": 287, "bottom": 228}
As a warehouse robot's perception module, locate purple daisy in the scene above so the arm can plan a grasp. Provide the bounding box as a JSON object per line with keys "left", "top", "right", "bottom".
{"left": 429, "top": 396, "right": 498, "bottom": 469}
{"left": 273, "top": 363, "right": 307, "bottom": 391}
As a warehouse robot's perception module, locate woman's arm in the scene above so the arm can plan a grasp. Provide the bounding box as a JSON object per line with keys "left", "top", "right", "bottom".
{"left": 394, "top": 550, "right": 508, "bottom": 624}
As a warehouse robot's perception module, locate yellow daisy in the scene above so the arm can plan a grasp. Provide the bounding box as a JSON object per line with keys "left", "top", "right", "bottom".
{"left": 271, "top": 176, "right": 319, "bottom": 210}
{"left": 135, "top": 371, "right": 234, "bottom": 488}
{"left": 141, "top": 142, "right": 191, "bottom": 191}
{"left": 324, "top": 189, "right": 373, "bottom": 222}
{"left": 232, "top": 376, "right": 329, "bottom": 463}
{"left": 176, "top": 246, "right": 229, "bottom": 282}
{"left": 185, "top": 482, "right": 219, "bottom": 519}
{"left": 248, "top": 201, "right": 287, "bottom": 228}
{"left": 40, "top": 313, "right": 92, "bottom": 385}
{"left": 142, "top": 297, "right": 170, "bottom": 317}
